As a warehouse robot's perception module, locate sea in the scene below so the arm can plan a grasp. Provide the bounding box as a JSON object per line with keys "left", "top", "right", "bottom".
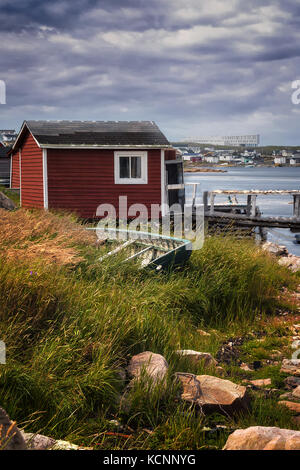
{"left": 184, "top": 166, "right": 300, "bottom": 256}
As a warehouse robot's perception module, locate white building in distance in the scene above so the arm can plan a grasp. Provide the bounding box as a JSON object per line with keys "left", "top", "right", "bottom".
{"left": 184, "top": 135, "right": 260, "bottom": 147}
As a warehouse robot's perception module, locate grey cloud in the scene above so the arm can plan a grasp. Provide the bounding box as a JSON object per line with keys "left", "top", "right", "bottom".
{"left": 1, "top": 0, "right": 300, "bottom": 143}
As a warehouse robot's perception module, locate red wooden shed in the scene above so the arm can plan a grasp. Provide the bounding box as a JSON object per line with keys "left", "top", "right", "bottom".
{"left": 10, "top": 121, "right": 184, "bottom": 218}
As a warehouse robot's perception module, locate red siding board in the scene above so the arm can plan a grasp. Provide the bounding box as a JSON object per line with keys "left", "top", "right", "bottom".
{"left": 47, "top": 149, "right": 162, "bottom": 218}
{"left": 11, "top": 151, "right": 20, "bottom": 188}
{"left": 20, "top": 133, "right": 44, "bottom": 209}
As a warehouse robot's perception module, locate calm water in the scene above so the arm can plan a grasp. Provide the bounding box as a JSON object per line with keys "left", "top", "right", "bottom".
{"left": 184, "top": 166, "right": 300, "bottom": 255}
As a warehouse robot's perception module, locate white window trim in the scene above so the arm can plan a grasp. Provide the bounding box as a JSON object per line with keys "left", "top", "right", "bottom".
{"left": 114, "top": 151, "right": 148, "bottom": 184}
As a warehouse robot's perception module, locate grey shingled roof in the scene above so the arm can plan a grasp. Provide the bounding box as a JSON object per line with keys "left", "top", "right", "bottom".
{"left": 24, "top": 120, "right": 170, "bottom": 148}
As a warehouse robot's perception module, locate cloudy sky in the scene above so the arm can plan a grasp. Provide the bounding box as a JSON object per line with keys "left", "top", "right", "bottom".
{"left": 0, "top": 0, "right": 300, "bottom": 144}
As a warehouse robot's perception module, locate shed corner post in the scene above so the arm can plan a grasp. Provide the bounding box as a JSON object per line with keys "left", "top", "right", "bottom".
{"left": 42, "top": 148, "right": 48, "bottom": 210}
{"left": 161, "top": 149, "right": 166, "bottom": 217}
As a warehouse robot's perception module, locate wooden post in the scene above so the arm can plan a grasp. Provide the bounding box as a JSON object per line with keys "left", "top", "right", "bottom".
{"left": 192, "top": 183, "right": 197, "bottom": 209}
{"left": 247, "top": 195, "right": 251, "bottom": 217}
{"left": 250, "top": 195, "right": 257, "bottom": 217}
{"left": 210, "top": 193, "right": 216, "bottom": 215}
{"left": 203, "top": 191, "right": 208, "bottom": 213}
{"left": 293, "top": 195, "right": 300, "bottom": 219}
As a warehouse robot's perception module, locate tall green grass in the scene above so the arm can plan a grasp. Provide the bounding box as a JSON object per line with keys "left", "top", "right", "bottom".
{"left": 0, "top": 210, "right": 298, "bottom": 447}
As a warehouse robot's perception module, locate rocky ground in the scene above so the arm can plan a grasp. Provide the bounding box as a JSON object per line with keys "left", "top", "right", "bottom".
{"left": 1, "top": 316, "right": 300, "bottom": 450}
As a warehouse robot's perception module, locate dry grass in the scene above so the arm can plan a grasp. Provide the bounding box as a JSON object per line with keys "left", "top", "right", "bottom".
{"left": 0, "top": 208, "right": 96, "bottom": 266}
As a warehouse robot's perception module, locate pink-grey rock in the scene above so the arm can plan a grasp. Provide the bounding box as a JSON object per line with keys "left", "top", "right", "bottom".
{"left": 223, "top": 426, "right": 300, "bottom": 450}
{"left": 278, "top": 401, "right": 300, "bottom": 414}
{"left": 281, "top": 359, "right": 300, "bottom": 376}
{"left": 22, "top": 432, "right": 56, "bottom": 450}
{"left": 127, "top": 351, "right": 168, "bottom": 383}
{"left": 278, "top": 255, "right": 300, "bottom": 272}
{"left": 0, "top": 407, "right": 27, "bottom": 450}
{"left": 0, "top": 192, "right": 16, "bottom": 211}
{"left": 175, "top": 350, "right": 216, "bottom": 367}
{"left": 262, "top": 242, "right": 288, "bottom": 257}
{"left": 176, "top": 373, "right": 249, "bottom": 415}
{"left": 292, "top": 386, "right": 300, "bottom": 399}
{"left": 285, "top": 376, "right": 300, "bottom": 389}
{"left": 249, "top": 378, "right": 271, "bottom": 387}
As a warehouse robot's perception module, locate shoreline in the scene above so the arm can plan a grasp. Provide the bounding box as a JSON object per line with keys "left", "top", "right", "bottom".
{"left": 184, "top": 167, "right": 227, "bottom": 173}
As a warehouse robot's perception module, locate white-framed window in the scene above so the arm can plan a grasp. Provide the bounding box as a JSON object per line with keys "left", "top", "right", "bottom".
{"left": 114, "top": 151, "right": 148, "bottom": 184}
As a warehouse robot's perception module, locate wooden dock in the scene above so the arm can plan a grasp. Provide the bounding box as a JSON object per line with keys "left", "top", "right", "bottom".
{"left": 202, "top": 189, "right": 300, "bottom": 230}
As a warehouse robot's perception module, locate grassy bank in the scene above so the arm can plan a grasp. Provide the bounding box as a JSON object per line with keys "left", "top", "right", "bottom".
{"left": 0, "top": 208, "right": 299, "bottom": 449}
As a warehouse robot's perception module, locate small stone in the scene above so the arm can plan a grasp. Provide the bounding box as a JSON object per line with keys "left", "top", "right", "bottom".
{"left": 240, "top": 363, "right": 253, "bottom": 372}
{"left": 223, "top": 426, "right": 300, "bottom": 450}
{"left": 197, "top": 329, "right": 211, "bottom": 337}
{"left": 249, "top": 378, "right": 272, "bottom": 388}
{"left": 127, "top": 351, "right": 168, "bottom": 384}
{"left": 278, "top": 401, "right": 300, "bottom": 414}
{"left": 175, "top": 350, "right": 216, "bottom": 368}
{"left": 285, "top": 376, "right": 300, "bottom": 389}
{"left": 215, "top": 366, "right": 225, "bottom": 376}
{"left": 281, "top": 359, "right": 300, "bottom": 376}
{"left": 292, "top": 386, "right": 300, "bottom": 399}
{"left": 278, "top": 392, "right": 294, "bottom": 401}
{"left": 292, "top": 340, "right": 300, "bottom": 350}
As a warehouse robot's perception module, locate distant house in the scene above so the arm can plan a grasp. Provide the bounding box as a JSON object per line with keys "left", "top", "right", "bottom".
{"left": 204, "top": 155, "right": 219, "bottom": 164}
{"left": 219, "top": 155, "right": 232, "bottom": 162}
{"left": 0, "top": 145, "right": 11, "bottom": 186}
{"left": 290, "top": 154, "right": 300, "bottom": 166}
{"left": 274, "top": 156, "right": 287, "bottom": 165}
{"left": 10, "top": 120, "right": 184, "bottom": 218}
{"left": 0, "top": 130, "right": 17, "bottom": 146}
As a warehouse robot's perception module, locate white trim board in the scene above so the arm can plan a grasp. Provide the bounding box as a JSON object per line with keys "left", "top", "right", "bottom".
{"left": 40, "top": 144, "right": 171, "bottom": 150}
{"left": 9, "top": 155, "right": 12, "bottom": 189}
{"left": 42, "top": 149, "right": 48, "bottom": 209}
{"left": 161, "top": 149, "right": 166, "bottom": 216}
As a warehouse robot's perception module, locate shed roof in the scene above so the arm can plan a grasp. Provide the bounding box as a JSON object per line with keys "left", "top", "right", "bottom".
{"left": 14, "top": 120, "right": 170, "bottom": 149}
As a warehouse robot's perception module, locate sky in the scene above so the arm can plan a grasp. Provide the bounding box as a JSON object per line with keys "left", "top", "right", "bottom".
{"left": 0, "top": 0, "right": 300, "bottom": 144}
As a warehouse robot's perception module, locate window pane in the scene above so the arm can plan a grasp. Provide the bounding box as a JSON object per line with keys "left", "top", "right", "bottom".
{"left": 131, "top": 156, "right": 141, "bottom": 178}
{"left": 119, "top": 157, "right": 130, "bottom": 178}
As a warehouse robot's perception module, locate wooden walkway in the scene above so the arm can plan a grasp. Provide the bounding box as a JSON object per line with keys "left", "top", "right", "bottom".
{"left": 191, "top": 188, "right": 300, "bottom": 230}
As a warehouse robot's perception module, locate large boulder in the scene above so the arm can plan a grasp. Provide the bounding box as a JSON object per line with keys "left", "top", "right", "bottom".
{"left": 176, "top": 373, "right": 249, "bottom": 415}
{"left": 0, "top": 407, "right": 27, "bottom": 450}
{"left": 262, "top": 242, "right": 288, "bottom": 257}
{"left": 22, "top": 433, "right": 56, "bottom": 450}
{"left": 127, "top": 351, "right": 168, "bottom": 384}
{"left": 223, "top": 426, "right": 300, "bottom": 450}
{"left": 21, "top": 432, "right": 91, "bottom": 450}
{"left": 278, "top": 255, "right": 300, "bottom": 273}
{"left": 0, "top": 192, "right": 16, "bottom": 211}
{"left": 175, "top": 350, "right": 216, "bottom": 368}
